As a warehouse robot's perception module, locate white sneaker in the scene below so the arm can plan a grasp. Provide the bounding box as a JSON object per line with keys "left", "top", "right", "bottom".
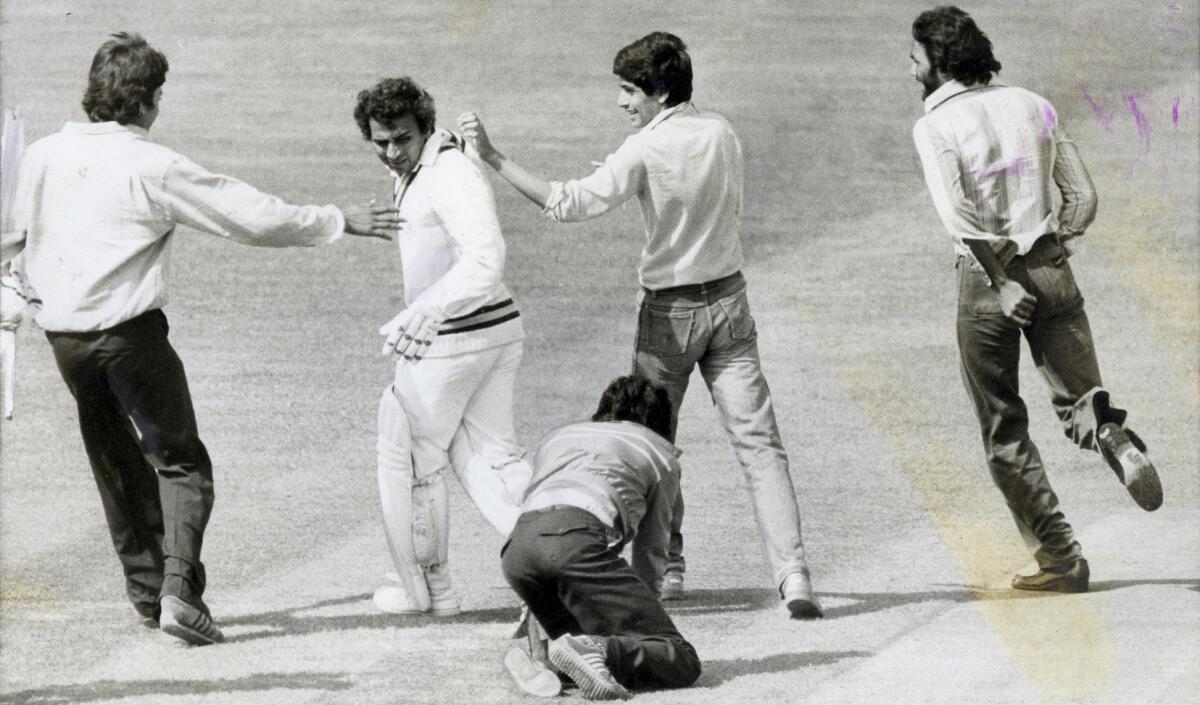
{"left": 373, "top": 584, "right": 429, "bottom": 614}
{"left": 504, "top": 645, "right": 562, "bottom": 698}
{"left": 379, "top": 569, "right": 460, "bottom": 616}
{"left": 549, "top": 634, "right": 631, "bottom": 700}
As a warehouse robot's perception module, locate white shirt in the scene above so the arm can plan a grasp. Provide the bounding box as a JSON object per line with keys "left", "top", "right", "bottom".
{"left": 2, "top": 121, "right": 344, "bottom": 332}
{"left": 541, "top": 102, "right": 745, "bottom": 290}
{"left": 391, "top": 130, "right": 521, "bottom": 357}
{"left": 913, "top": 80, "right": 1097, "bottom": 261}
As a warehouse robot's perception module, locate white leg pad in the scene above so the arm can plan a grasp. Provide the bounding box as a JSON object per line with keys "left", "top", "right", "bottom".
{"left": 376, "top": 386, "right": 429, "bottom": 612}
{"left": 412, "top": 472, "right": 449, "bottom": 567}
{"left": 0, "top": 329, "right": 14, "bottom": 420}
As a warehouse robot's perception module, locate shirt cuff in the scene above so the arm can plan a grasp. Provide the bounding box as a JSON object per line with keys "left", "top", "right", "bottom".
{"left": 540, "top": 181, "right": 567, "bottom": 220}
{"left": 327, "top": 205, "right": 346, "bottom": 243}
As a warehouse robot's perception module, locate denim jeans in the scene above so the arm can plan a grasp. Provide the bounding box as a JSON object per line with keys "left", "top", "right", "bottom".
{"left": 46, "top": 309, "right": 211, "bottom": 612}
{"left": 956, "top": 235, "right": 1120, "bottom": 568}
{"left": 632, "top": 272, "right": 811, "bottom": 589}
{"left": 501, "top": 506, "right": 701, "bottom": 690}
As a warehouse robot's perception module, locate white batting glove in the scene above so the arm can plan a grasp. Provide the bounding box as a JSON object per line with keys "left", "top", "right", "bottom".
{"left": 379, "top": 308, "right": 440, "bottom": 363}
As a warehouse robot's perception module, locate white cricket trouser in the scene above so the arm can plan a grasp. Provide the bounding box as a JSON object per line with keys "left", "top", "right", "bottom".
{"left": 392, "top": 339, "right": 531, "bottom": 536}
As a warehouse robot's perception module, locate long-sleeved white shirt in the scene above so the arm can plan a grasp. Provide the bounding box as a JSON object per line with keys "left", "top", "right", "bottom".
{"left": 1, "top": 121, "right": 345, "bottom": 332}
{"left": 913, "top": 80, "right": 1097, "bottom": 262}
{"left": 541, "top": 102, "right": 745, "bottom": 290}
{"left": 391, "top": 130, "right": 521, "bottom": 357}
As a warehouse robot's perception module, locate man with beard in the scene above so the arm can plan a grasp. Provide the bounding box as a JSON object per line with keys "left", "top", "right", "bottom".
{"left": 910, "top": 6, "right": 1163, "bottom": 594}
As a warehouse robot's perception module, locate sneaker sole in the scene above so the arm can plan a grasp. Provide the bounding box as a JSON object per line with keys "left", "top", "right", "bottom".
{"left": 504, "top": 646, "right": 562, "bottom": 698}
{"left": 549, "top": 642, "right": 631, "bottom": 701}
{"left": 159, "top": 596, "right": 224, "bottom": 646}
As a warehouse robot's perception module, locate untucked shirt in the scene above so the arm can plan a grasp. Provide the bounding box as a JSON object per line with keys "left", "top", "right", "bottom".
{"left": 541, "top": 102, "right": 745, "bottom": 290}
{"left": 523, "top": 420, "right": 681, "bottom": 589}
{"left": 1, "top": 121, "right": 344, "bottom": 332}
{"left": 913, "top": 80, "right": 1097, "bottom": 262}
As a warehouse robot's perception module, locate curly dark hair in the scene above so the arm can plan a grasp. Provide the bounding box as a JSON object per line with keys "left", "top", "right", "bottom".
{"left": 591, "top": 375, "right": 674, "bottom": 440}
{"left": 612, "top": 31, "right": 693, "bottom": 106}
{"left": 912, "top": 6, "right": 1002, "bottom": 86}
{"left": 353, "top": 77, "right": 436, "bottom": 140}
{"left": 81, "top": 32, "right": 168, "bottom": 125}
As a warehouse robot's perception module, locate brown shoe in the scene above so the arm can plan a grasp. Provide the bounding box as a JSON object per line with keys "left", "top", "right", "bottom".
{"left": 1012, "top": 559, "right": 1089, "bottom": 593}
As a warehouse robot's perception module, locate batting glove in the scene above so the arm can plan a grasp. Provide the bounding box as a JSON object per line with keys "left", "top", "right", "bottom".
{"left": 379, "top": 308, "right": 440, "bottom": 363}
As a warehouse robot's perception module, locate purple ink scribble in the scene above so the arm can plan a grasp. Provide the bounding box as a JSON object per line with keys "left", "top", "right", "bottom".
{"left": 1082, "top": 89, "right": 1114, "bottom": 133}
{"left": 1123, "top": 92, "right": 1151, "bottom": 152}
{"left": 1041, "top": 103, "right": 1058, "bottom": 137}
{"left": 973, "top": 155, "right": 1033, "bottom": 180}
{"left": 1168, "top": 3, "right": 1181, "bottom": 12}
{"left": 1172, "top": 96, "right": 1181, "bottom": 127}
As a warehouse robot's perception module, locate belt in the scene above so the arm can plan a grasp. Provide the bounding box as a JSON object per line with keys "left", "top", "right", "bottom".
{"left": 523, "top": 487, "right": 618, "bottom": 529}
{"left": 642, "top": 271, "right": 744, "bottom": 299}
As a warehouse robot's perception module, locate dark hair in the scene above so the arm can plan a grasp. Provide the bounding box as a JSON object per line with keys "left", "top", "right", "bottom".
{"left": 612, "top": 32, "right": 693, "bottom": 106}
{"left": 354, "top": 77, "right": 436, "bottom": 140}
{"left": 912, "top": 6, "right": 1002, "bottom": 86}
{"left": 591, "top": 375, "right": 673, "bottom": 440}
{"left": 81, "top": 32, "right": 168, "bottom": 125}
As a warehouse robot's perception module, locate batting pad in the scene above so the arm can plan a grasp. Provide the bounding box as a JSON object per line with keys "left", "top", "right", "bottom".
{"left": 376, "top": 386, "right": 430, "bottom": 611}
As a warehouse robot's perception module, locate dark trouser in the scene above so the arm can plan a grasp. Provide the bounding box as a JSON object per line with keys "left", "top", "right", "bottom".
{"left": 633, "top": 272, "right": 809, "bottom": 590}
{"left": 46, "top": 309, "right": 212, "bottom": 612}
{"left": 957, "top": 235, "right": 1124, "bottom": 569}
{"left": 501, "top": 506, "right": 701, "bottom": 691}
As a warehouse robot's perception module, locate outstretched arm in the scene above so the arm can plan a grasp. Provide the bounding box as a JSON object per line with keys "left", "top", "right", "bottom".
{"left": 458, "top": 111, "right": 552, "bottom": 207}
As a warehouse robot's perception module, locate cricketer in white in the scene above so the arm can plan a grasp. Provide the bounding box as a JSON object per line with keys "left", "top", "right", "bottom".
{"left": 354, "top": 78, "right": 532, "bottom": 615}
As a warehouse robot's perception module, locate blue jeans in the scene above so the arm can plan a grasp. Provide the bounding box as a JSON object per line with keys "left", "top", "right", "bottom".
{"left": 633, "top": 272, "right": 811, "bottom": 590}
{"left": 956, "top": 235, "right": 1123, "bottom": 568}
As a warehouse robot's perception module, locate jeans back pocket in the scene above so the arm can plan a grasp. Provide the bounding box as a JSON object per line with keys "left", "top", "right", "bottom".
{"left": 638, "top": 305, "right": 695, "bottom": 357}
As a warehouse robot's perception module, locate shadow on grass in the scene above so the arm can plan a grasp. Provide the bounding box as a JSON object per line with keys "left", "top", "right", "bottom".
{"left": 698, "top": 650, "right": 873, "bottom": 687}
{"left": 1085, "top": 578, "right": 1200, "bottom": 594}
{"left": 219, "top": 592, "right": 521, "bottom": 644}
{"left": 2, "top": 671, "right": 352, "bottom": 705}
{"left": 665, "top": 578, "right": 1199, "bottom": 620}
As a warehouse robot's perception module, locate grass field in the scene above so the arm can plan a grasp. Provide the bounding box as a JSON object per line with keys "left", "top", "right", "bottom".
{"left": 1, "top": 2, "right": 1197, "bottom": 704}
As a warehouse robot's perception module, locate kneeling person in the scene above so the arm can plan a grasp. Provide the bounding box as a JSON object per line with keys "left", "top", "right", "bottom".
{"left": 502, "top": 376, "right": 701, "bottom": 700}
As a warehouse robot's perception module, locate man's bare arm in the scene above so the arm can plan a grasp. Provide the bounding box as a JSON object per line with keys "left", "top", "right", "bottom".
{"left": 458, "top": 112, "right": 552, "bottom": 207}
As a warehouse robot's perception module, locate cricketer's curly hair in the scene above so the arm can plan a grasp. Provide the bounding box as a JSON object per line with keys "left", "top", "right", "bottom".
{"left": 81, "top": 32, "right": 168, "bottom": 125}
{"left": 592, "top": 375, "right": 674, "bottom": 440}
{"left": 354, "top": 77, "right": 436, "bottom": 140}
{"left": 912, "top": 6, "right": 1002, "bottom": 86}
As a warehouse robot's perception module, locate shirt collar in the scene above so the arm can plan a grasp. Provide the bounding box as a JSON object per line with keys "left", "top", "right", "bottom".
{"left": 641, "top": 101, "right": 692, "bottom": 132}
{"left": 923, "top": 79, "right": 1006, "bottom": 113}
{"left": 417, "top": 128, "right": 451, "bottom": 167}
{"left": 385, "top": 129, "right": 458, "bottom": 179}
{"left": 62, "top": 121, "right": 149, "bottom": 137}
